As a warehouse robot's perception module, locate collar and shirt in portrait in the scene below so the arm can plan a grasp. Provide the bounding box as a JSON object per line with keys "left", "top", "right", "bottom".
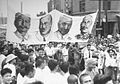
{"left": 35, "top": 31, "right": 54, "bottom": 42}
{"left": 53, "top": 31, "right": 72, "bottom": 41}
{"left": 12, "top": 31, "right": 31, "bottom": 44}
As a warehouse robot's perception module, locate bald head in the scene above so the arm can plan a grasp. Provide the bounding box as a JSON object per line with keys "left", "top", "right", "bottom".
{"left": 80, "top": 15, "right": 93, "bottom": 35}
{"left": 67, "top": 74, "right": 78, "bottom": 84}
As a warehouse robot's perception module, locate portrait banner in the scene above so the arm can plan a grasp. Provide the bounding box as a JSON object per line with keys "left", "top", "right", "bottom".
{"left": 6, "top": 0, "right": 98, "bottom": 44}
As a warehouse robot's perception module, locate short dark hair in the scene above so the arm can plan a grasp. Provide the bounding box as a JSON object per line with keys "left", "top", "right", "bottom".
{"left": 36, "top": 48, "right": 44, "bottom": 52}
{"left": 48, "top": 60, "right": 58, "bottom": 71}
{"left": 27, "top": 49, "right": 34, "bottom": 53}
{"left": 1, "top": 68, "right": 12, "bottom": 77}
{"left": 59, "top": 62, "right": 69, "bottom": 73}
{"left": 79, "top": 73, "right": 91, "bottom": 84}
{"left": 29, "top": 81, "right": 43, "bottom": 84}
{"left": 107, "top": 49, "right": 116, "bottom": 54}
{"left": 69, "top": 65, "right": 79, "bottom": 76}
{"left": 87, "top": 44, "right": 91, "bottom": 46}
{"left": 35, "top": 57, "right": 44, "bottom": 68}
{"left": 24, "top": 62, "right": 34, "bottom": 75}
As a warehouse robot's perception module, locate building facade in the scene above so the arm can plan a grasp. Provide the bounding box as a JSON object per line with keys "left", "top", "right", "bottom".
{"left": 48, "top": 0, "right": 120, "bottom": 37}
{"left": 48, "top": 0, "right": 72, "bottom": 14}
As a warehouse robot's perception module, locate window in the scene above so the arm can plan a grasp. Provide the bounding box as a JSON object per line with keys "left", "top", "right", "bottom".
{"left": 79, "top": 0, "right": 85, "bottom": 12}
{"left": 103, "top": 1, "right": 111, "bottom": 10}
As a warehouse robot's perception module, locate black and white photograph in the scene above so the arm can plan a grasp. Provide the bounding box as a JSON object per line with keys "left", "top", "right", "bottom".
{"left": 0, "top": 0, "right": 120, "bottom": 84}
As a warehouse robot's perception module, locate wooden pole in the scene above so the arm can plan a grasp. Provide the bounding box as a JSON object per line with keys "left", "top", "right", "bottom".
{"left": 21, "top": 1, "right": 23, "bottom": 13}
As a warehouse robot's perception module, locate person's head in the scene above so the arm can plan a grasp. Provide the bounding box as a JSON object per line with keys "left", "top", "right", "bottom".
{"left": 27, "top": 49, "right": 34, "bottom": 56}
{"left": 108, "top": 44, "right": 114, "bottom": 50}
{"left": 14, "top": 12, "right": 31, "bottom": 34}
{"left": 59, "top": 62, "right": 69, "bottom": 73}
{"left": 107, "top": 49, "right": 116, "bottom": 58}
{"left": 39, "top": 14, "right": 52, "bottom": 36}
{"left": 80, "top": 15, "right": 93, "bottom": 35}
{"left": 24, "top": 62, "right": 35, "bottom": 78}
{"left": 37, "top": 48, "right": 46, "bottom": 57}
{"left": 85, "top": 58, "right": 97, "bottom": 71}
{"left": 69, "top": 65, "right": 80, "bottom": 76}
{"left": 67, "top": 74, "right": 78, "bottom": 84}
{"left": 79, "top": 73, "right": 93, "bottom": 84}
{"left": 48, "top": 60, "right": 58, "bottom": 71}
{"left": 35, "top": 57, "right": 46, "bottom": 69}
{"left": 1, "top": 68, "right": 12, "bottom": 84}
{"left": 87, "top": 44, "right": 91, "bottom": 51}
{"left": 58, "top": 15, "right": 72, "bottom": 35}
{"left": 28, "top": 56, "right": 35, "bottom": 65}
{"left": 48, "top": 42, "right": 53, "bottom": 48}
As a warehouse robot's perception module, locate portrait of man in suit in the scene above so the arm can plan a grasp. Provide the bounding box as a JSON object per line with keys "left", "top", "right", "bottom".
{"left": 35, "top": 14, "right": 53, "bottom": 42}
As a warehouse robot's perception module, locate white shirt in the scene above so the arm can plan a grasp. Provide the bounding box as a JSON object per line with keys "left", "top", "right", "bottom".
{"left": 82, "top": 46, "right": 97, "bottom": 59}
{"left": 45, "top": 72, "right": 64, "bottom": 84}
{"left": 53, "top": 31, "right": 72, "bottom": 41}
{"left": 34, "top": 66, "right": 51, "bottom": 84}
{"left": 105, "top": 56, "right": 118, "bottom": 67}
{"left": 22, "top": 76, "right": 36, "bottom": 84}
{"left": 34, "top": 31, "right": 54, "bottom": 42}
{"left": 17, "top": 73, "right": 24, "bottom": 84}
{"left": 44, "top": 46, "right": 55, "bottom": 56}
{"left": 11, "top": 31, "right": 31, "bottom": 44}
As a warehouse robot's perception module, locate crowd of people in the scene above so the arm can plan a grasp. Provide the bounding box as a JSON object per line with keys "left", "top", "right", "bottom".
{"left": 0, "top": 34, "right": 120, "bottom": 84}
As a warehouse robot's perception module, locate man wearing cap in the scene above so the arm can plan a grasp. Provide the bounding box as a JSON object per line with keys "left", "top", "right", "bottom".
{"left": 53, "top": 15, "right": 73, "bottom": 41}
{"left": 13, "top": 12, "right": 31, "bottom": 43}
{"left": 75, "top": 15, "right": 93, "bottom": 40}
{"left": 34, "top": 14, "right": 53, "bottom": 42}
{"left": 80, "top": 58, "right": 98, "bottom": 80}
{"left": 3, "top": 54, "right": 17, "bottom": 77}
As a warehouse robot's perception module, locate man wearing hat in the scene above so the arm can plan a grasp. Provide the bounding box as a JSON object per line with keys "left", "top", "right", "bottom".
{"left": 3, "top": 54, "right": 17, "bottom": 77}
{"left": 53, "top": 15, "right": 73, "bottom": 41}
{"left": 80, "top": 58, "right": 98, "bottom": 80}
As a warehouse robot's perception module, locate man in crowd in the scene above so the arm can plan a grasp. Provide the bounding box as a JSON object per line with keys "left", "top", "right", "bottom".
{"left": 79, "top": 73, "right": 93, "bottom": 84}
{"left": 75, "top": 15, "right": 93, "bottom": 40}
{"left": 67, "top": 74, "right": 78, "bottom": 84}
{"left": 81, "top": 44, "right": 96, "bottom": 60}
{"left": 53, "top": 15, "right": 73, "bottom": 41}
{"left": 0, "top": 68, "right": 12, "bottom": 84}
{"left": 80, "top": 58, "right": 98, "bottom": 80}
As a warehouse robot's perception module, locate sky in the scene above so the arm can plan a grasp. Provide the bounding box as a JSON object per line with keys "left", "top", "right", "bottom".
{"left": 0, "top": 0, "right": 50, "bottom": 17}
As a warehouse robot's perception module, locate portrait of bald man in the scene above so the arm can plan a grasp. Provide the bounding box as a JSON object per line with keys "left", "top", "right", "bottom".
{"left": 35, "top": 14, "right": 53, "bottom": 42}
{"left": 53, "top": 15, "right": 73, "bottom": 41}
{"left": 75, "top": 15, "right": 93, "bottom": 40}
